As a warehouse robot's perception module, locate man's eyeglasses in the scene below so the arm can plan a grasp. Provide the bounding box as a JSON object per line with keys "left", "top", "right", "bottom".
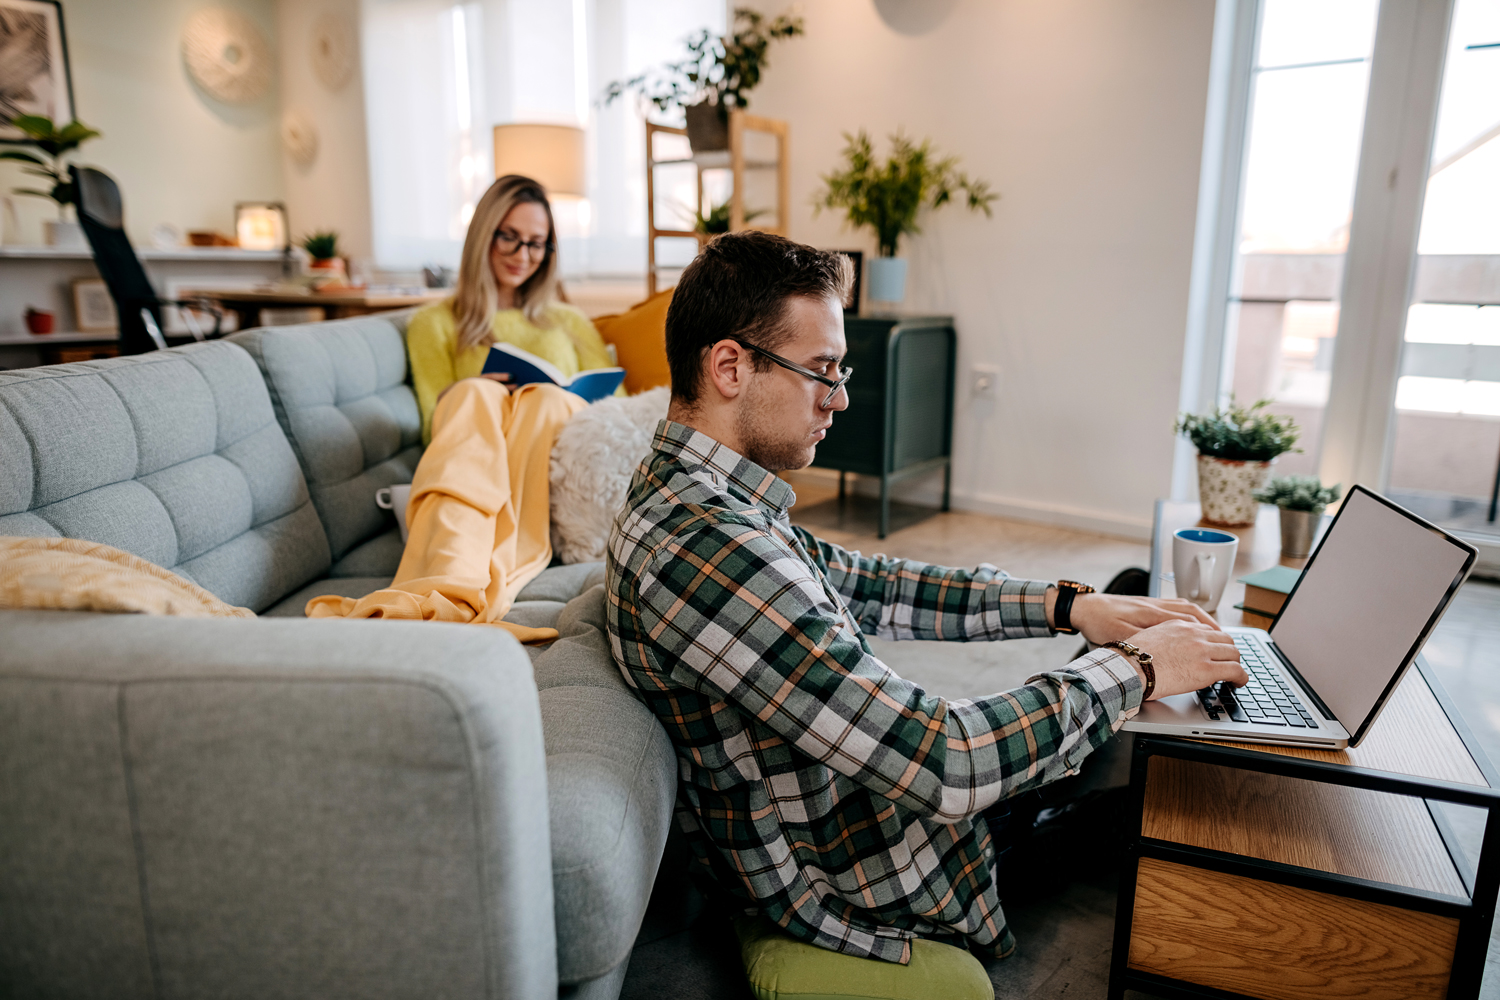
{"left": 492, "top": 230, "right": 554, "bottom": 259}
{"left": 735, "top": 340, "right": 853, "bottom": 408}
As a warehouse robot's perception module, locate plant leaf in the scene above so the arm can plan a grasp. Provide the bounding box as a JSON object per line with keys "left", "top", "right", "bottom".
{"left": 0, "top": 150, "right": 46, "bottom": 165}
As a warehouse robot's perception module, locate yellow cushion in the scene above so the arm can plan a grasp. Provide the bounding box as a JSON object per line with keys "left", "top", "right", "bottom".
{"left": 0, "top": 536, "right": 254, "bottom": 618}
{"left": 734, "top": 916, "right": 994, "bottom": 1000}
{"left": 592, "top": 287, "right": 674, "bottom": 394}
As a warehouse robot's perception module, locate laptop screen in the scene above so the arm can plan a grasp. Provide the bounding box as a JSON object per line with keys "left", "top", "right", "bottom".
{"left": 1270, "top": 487, "right": 1474, "bottom": 736}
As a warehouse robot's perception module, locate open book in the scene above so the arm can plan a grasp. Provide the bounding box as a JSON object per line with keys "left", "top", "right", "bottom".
{"left": 482, "top": 342, "right": 625, "bottom": 403}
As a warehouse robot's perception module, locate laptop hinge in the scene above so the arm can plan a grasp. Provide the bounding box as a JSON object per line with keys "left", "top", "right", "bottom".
{"left": 1269, "top": 642, "right": 1338, "bottom": 723}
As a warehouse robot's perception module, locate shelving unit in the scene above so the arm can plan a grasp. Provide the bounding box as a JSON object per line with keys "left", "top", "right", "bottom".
{"left": 645, "top": 109, "right": 789, "bottom": 295}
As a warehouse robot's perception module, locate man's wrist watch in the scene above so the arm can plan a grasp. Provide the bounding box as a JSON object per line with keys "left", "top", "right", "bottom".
{"left": 1052, "top": 580, "right": 1096, "bottom": 635}
{"left": 1102, "top": 640, "right": 1156, "bottom": 700}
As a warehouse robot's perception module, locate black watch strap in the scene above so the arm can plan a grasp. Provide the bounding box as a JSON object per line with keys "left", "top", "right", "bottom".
{"left": 1053, "top": 579, "right": 1095, "bottom": 635}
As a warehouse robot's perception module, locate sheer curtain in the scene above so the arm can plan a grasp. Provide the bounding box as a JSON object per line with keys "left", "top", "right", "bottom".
{"left": 362, "top": 0, "right": 725, "bottom": 276}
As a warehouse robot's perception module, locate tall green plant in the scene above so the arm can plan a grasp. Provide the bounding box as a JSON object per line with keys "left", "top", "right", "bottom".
{"left": 0, "top": 115, "right": 102, "bottom": 213}
{"left": 815, "top": 131, "right": 996, "bottom": 258}
{"left": 601, "top": 8, "right": 803, "bottom": 119}
{"left": 1175, "top": 397, "right": 1301, "bottom": 462}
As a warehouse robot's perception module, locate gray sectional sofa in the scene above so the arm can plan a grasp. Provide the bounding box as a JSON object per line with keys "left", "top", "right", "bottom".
{"left": 0, "top": 314, "right": 676, "bottom": 1000}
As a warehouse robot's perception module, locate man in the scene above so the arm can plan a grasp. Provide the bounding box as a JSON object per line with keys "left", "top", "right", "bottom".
{"left": 605, "top": 231, "right": 1246, "bottom": 964}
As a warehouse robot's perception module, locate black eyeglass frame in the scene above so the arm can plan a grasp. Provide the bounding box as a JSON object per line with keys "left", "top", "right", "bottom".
{"left": 492, "top": 230, "right": 555, "bottom": 259}
{"left": 733, "top": 339, "right": 853, "bottom": 408}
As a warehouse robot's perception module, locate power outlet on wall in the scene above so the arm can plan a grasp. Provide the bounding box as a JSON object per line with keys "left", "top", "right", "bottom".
{"left": 971, "top": 364, "right": 1001, "bottom": 399}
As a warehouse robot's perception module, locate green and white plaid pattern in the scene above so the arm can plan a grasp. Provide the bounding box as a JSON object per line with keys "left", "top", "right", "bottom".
{"left": 605, "top": 421, "right": 1143, "bottom": 964}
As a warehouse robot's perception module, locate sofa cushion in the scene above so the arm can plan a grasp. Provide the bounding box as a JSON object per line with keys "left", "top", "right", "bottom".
{"left": 0, "top": 343, "right": 330, "bottom": 612}
{"left": 533, "top": 585, "right": 675, "bottom": 984}
{"left": 230, "top": 314, "right": 422, "bottom": 572}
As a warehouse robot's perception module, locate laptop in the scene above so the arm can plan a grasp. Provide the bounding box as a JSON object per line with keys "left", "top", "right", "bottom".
{"left": 1123, "top": 485, "right": 1477, "bottom": 749}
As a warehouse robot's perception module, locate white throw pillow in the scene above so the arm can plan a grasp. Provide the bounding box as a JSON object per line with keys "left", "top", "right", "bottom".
{"left": 549, "top": 387, "right": 671, "bottom": 564}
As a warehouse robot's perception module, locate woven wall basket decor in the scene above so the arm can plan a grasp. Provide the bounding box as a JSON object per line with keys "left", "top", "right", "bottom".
{"left": 182, "top": 8, "right": 273, "bottom": 104}
{"left": 281, "top": 108, "right": 319, "bottom": 167}
{"left": 311, "top": 11, "right": 357, "bottom": 90}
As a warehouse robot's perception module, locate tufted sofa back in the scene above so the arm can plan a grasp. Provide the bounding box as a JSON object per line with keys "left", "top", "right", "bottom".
{"left": 0, "top": 343, "right": 331, "bottom": 611}
{"left": 230, "top": 314, "right": 422, "bottom": 578}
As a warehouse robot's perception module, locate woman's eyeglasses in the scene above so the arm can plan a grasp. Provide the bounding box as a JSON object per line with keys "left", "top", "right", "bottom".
{"left": 734, "top": 340, "right": 853, "bottom": 408}
{"left": 492, "top": 231, "right": 554, "bottom": 259}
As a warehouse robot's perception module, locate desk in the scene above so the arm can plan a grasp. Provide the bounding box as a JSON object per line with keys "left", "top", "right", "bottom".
{"left": 1108, "top": 500, "right": 1500, "bottom": 1000}
{"left": 180, "top": 287, "right": 446, "bottom": 331}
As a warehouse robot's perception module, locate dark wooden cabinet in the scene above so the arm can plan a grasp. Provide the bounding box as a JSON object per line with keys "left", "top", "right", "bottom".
{"left": 814, "top": 314, "right": 956, "bottom": 537}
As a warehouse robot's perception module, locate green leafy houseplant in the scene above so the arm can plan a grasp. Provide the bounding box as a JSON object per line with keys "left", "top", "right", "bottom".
{"left": 1174, "top": 397, "right": 1301, "bottom": 462}
{"left": 601, "top": 7, "right": 804, "bottom": 120}
{"left": 0, "top": 114, "right": 102, "bottom": 214}
{"left": 814, "top": 130, "right": 996, "bottom": 258}
{"left": 685, "top": 199, "right": 764, "bottom": 236}
{"left": 300, "top": 230, "right": 339, "bottom": 261}
{"left": 1253, "top": 476, "right": 1342, "bottom": 512}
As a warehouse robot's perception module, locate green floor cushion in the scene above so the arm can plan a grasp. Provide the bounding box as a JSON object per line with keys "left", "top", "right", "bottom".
{"left": 734, "top": 915, "right": 994, "bottom": 1000}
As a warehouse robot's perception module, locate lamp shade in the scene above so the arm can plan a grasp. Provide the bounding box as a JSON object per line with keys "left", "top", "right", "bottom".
{"left": 493, "top": 124, "right": 586, "bottom": 197}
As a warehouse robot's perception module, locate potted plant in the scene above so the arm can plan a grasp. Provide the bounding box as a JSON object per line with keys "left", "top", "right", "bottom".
{"left": 0, "top": 115, "right": 102, "bottom": 248}
{"left": 300, "top": 230, "right": 344, "bottom": 285}
{"left": 601, "top": 7, "right": 803, "bottom": 153}
{"left": 684, "top": 198, "right": 764, "bottom": 245}
{"left": 1253, "top": 476, "right": 1341, "bottom": 558}
{"left": 1175, "top": 397, "right": 1301, "bottom": 527}
{"left": 814, "top": 130, "right": 996, "bottom": 304}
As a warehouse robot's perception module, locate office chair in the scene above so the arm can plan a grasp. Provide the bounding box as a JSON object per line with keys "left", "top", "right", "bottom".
{"left": 72, "top": 166, "right": 223, "bottom": 355}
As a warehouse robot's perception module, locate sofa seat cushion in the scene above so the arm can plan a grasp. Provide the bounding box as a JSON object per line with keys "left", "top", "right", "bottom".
{"left": 533, "top": 586, "right": 675, "bottom": 984}
{"left": 262, "top": 577, "right": 394, "bottom": 617}
{"left": 328, "top": 527, "right": 406, "bottom": 578}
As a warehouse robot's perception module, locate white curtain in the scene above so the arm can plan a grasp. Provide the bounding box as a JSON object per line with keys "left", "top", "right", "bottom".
{"left": 362, "top": 0, "right": 725, "bottom": 275}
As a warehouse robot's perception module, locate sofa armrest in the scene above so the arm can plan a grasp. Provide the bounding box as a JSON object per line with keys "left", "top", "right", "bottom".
{"left": 0, "top": 610, "right": 556, "bottom": 1000}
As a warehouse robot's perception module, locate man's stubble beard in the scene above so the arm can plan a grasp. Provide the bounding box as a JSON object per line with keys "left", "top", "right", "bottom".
{"left": 735, "top": 377, "right": 814, "bottom": 473}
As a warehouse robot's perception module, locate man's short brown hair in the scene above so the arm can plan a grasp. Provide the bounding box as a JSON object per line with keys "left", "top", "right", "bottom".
{"left": 665, "top": 231, "right": 853, "bottom": 405}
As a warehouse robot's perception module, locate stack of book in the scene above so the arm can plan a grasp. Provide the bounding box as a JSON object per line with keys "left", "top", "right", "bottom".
{"left": 1234, "top": 565, "right": 1302, "bottom": 629}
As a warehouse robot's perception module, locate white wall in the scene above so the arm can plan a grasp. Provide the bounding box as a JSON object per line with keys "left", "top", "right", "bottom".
{"left": 0, "top": 0, "right": 283, "bottom": 247}
{"left": 277, "top": 0, "right": 373, "bottom": 258}
{"left": 747, "top": 0, "right": 1216, "bottom": 538}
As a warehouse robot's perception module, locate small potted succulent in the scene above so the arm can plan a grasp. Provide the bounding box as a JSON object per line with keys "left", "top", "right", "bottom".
{"left": 815, "top": 130, "right": 995, "bottom": 304}
{"left": 300, "top": 230, "right": 343, "bottom": 284}
{"left": 1253, "top": 476, "right": 1341, "bottom": 558}
{"left": 0, "top": 114, "right": 102, "bottom": 247}
{"left": 601, "top": 7, "right": 804, "bottom": 153}
{"left": 1175, "top": 397, "right": 1301, "bottom": 527}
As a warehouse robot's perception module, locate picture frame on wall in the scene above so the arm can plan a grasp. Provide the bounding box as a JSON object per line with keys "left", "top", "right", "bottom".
{"left": 72, "top": 277, "right": 116, "bottom": 331}
{"left": 832, "top": 250, "right": 863, "bottom": 314}
{"left": 234, "top": 201, "right": 288, "bottom": 251}
{"left": 0, "top": 0, "right": 75, "bottom": 143}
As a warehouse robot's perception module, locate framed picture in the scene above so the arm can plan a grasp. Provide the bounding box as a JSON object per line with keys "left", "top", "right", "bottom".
{"left": 235, "top": 201, "right": 288, "bottom": 251}
{"left": 832, "top": 250, "right": 863, "bottom": 314}
{"left": 72, "top": 277, "right": 116, "bottom": 331}
{"left": 0, "top": 0, "right": 74, "bottom": 142}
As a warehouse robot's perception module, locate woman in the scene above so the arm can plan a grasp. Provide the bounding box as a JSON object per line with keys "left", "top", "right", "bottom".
{"left": 406, "top": 173, "right": 615, "bottom": 444}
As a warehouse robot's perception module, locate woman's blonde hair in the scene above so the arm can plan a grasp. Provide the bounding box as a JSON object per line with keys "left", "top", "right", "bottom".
{"left": 451, "top": 174, "right": 561, "bottom": 352}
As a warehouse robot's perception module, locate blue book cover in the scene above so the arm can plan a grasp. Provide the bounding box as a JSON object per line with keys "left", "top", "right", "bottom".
{"left": 482, "top": 343, "right": 626, "bottom": 403}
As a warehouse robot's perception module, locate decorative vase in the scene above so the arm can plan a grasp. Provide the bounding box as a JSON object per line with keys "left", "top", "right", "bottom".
{"left": 24, "top": 308, "right": 55, "bottom": 334}
{"left": 44, "top": 219, "right": 87, "bottom": 249}
{"left": 1196, "top": 454, "right": 1273, "bottom": 526}
{"left": 867, "top": 256, "right": 907, "bottom": 304}
{"left": 684, "top": 102, "right": 729, "bottom": 153}
{"left": 1278, "top": 506, "right": 1323, "bottom": 558}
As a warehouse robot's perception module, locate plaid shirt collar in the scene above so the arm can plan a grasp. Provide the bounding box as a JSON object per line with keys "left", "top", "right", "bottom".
{"left": 652, "top": 419, "right": 797, "bottom": 517}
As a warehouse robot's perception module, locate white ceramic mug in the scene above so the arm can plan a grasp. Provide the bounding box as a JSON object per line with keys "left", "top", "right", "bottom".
{"left": 375, "top": 484, "right": 412, "bottom": 542}
{"left": 1171, "top": 527, "right": 1238, "bottom": 614}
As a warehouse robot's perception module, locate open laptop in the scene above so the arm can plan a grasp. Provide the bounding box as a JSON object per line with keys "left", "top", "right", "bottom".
{"left": 1123, "top": 485, "right": 1477, "bottom": 749}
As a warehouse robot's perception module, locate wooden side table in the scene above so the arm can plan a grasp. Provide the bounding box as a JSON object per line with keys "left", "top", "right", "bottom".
{"left": 1108, "top": 501, "right": 1500, "bottom": 1000}
{"left": 811, "top": 315, "right": 955, "bottom": 537}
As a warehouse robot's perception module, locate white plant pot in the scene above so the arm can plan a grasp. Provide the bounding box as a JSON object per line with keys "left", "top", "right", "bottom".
{"left": 867, "top": 256, "right": 907, "bottom": 304}
{"left": 1196, "top": 454, "right": 1273, "bottom": 526}
{"left": 44, "top": 219, "right": 87, "bottom": 249}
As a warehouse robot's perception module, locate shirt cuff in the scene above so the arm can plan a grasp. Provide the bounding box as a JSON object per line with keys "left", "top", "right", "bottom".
{"left": 986, "top": 575, "right": 1055, "bottom": 639}
{"left": 1036, "top": 647, "right": 1146, "bottom": 725}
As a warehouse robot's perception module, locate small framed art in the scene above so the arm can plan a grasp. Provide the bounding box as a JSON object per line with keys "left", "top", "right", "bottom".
{"left": 0, "top": 0, "right": 74, "bottom": 143}
{"left": 72, "top": 277, "right": 117, "bottom": 331}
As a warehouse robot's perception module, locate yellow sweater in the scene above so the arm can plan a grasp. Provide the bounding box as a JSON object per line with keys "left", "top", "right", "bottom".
{"left": 407, "top": 299, "right": 615, "bottom": 444}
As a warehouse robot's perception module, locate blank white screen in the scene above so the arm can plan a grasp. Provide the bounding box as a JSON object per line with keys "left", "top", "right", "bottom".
{"left": 1271, "top": 489, "right": 1470, "bottom": 732}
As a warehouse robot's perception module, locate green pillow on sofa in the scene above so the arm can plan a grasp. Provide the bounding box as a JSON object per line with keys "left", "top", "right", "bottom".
{"left": 734, "top": 915, "right": 994, "bottom": 1000}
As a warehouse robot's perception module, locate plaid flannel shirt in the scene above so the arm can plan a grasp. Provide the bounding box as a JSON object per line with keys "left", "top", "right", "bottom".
{"left": 604, "top": 421, "right": 1143, "bottom": 964}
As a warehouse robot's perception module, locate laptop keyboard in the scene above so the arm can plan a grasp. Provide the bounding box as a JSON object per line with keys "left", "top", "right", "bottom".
{"left": 1197, "top": 635, "right": 1318, "bottom": 729}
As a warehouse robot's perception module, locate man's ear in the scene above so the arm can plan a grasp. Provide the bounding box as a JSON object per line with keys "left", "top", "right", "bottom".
{"left": 704, "top": 339, "right": 751, "bottom": 401}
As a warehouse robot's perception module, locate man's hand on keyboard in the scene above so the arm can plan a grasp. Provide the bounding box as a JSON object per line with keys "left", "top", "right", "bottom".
{"left": 1123, "top": 620, "right": 1247, "bottom": 700}
{"left": 1066, "top": 593, "right": 1222, "bottom": 646}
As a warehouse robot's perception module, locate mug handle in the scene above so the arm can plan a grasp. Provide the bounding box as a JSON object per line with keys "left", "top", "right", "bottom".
{"left": 1195, "top": 553, "right": 1215, "bottom": 601}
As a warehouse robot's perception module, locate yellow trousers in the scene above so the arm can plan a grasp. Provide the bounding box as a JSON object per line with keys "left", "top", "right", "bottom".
{"left": 306, "top": 378, "right": 585, "bottom": 642}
